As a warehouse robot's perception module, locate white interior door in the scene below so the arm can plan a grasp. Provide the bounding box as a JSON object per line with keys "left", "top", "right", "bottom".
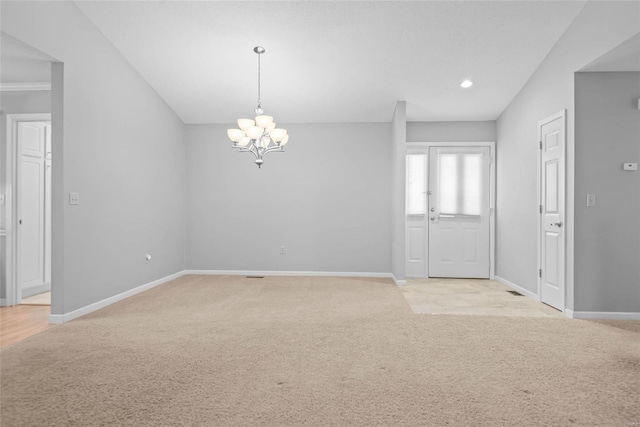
{"left": 428, "top": 147, "right": 490, "bottom": 278}
{"left": 539, "top": 111, "right": 565, "bottom": 310}
{"left": 17, "top": 122, "right": 47, "bottom": 296}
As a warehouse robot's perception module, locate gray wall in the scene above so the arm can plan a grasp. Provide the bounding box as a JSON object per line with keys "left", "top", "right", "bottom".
{"left": 186, "top": 123, "right": 391, "bottom": 273}
{"left": 407, "top": 121, "right": 496, "bottom": 142}
{"left": 2, "top": 1, "right": 186, "bottom": 313}
{"left": 495, "top": 1, "right": 639, "bottom": 310}
{"left": 575, "top": 72, "right": 640, "bottom": 312}
{"left": 0, "top": 90, "right": 52, "bottom": 299}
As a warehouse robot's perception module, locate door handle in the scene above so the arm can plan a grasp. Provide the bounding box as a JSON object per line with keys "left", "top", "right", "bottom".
{"left": 551, "top": 221, "right": 563, "bottom": 227}
{"left": 430, "top": 217, "right": 437, "bottom": 221}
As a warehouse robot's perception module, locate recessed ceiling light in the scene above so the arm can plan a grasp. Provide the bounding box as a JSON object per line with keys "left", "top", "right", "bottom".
{"left": 460, "top": 80, "right": 473, "bottom": 88}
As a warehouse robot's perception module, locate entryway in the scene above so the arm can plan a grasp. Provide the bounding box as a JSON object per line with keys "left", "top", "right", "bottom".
{"left": 405, "top": 143, "right": 495, "bottom": 279}
{"left": 5, "top": 115, "right": 53, "bottom": 307}
{"left": 400, "top": 278, "right": 563, "bottom": 317}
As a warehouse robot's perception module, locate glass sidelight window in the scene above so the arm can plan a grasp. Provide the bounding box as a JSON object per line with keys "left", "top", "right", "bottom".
{"left": 406, "top": 154, "right": 427, "bottom": 215}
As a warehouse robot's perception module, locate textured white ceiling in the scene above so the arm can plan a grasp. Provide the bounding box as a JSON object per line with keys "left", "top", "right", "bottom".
{"left": 580, "top": 33, "right": 640, "bottom": 72}
{"left": 75, "top": 1, "right": 586, "bottom": 123}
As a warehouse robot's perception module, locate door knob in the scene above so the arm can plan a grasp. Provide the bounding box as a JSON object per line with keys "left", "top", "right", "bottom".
{"left": 551, "top": 221, "right": 563, "bottom": 227}
{"left": 430, "top": 217, "right": 436, "bottom": 221}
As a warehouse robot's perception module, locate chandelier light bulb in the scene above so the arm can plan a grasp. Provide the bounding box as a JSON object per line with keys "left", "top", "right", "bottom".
{"left": 269, "top": 128, "right": 287, "bottom": 142}
{"left": 227, "top": 129, "right": 245, "bottom": 142}
{"left": 237, "top": 118, "right": 255, "bottom": 130}
{"left": 280, "top": 134, "right": 289, "bottom": 147}
{"left": 246, "top": 126, "right": 263, "bottom": 140}
{"left": 255, "top": 115, "right": 274, "bottom": 127}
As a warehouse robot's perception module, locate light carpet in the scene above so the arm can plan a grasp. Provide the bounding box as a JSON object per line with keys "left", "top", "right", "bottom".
{"left": 1, "top": 275, "right": 638, "bottom": 426}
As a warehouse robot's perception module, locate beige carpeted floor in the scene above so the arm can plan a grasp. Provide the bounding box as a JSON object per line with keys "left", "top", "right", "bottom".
{"left": 1, "top": 275, "right": 639, "bottom": 426}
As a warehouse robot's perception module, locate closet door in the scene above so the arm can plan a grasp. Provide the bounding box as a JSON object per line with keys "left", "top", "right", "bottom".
{"left": 18, "top": 122, "right": 46, "bottom": 291}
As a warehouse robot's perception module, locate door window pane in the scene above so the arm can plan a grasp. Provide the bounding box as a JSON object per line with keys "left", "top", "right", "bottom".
{"left": 438, "top": 153, "right": 482, "bottom": 216}
{"left": 406, "top": 154, "right": 426, "bottom": 215}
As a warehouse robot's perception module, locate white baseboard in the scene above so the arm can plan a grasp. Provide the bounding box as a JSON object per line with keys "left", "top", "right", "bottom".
{"left": 494, "top": 275, "right": 538, "bottom": 300}
{"left": 48, "top": 271, "right": 185, "bottom": 324}
{"left": 22, "top": 283, "right": 51, "bottom": 299}
{"left": 391, "top": 274, "right": 407, "bottom": 286}
{"left": 183, "top": 270, "right": 394, "bottom": 280}
{"left": 567, "top": 310, "right": 640, "bottom": 320}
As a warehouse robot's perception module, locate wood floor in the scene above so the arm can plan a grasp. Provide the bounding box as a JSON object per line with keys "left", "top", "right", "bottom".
{"left": 0, "top": 305, "right": 54, "bottom": 349}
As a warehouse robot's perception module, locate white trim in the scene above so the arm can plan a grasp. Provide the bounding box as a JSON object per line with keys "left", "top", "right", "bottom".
{"left": 494, "top": 275, "right": 538, "bottom": 300}
{"left": 47, "top": 270, "right": 399, "bottom": 324}
{"left": 0, "top": 298, "right": 8, "bottom": 307}
{"left": 405, "top": 141, "right": 496, "bottom": 280}
{"left": 22, "top": 283, "right": 51, "bottom": 299}
{"left": 5, "top": 114, "right": 52, "bottom": 307}
{"left": 183, "top": 270, "right": 394, "bottom": 279}
{"left": 406, "top": 141, "right": 496, "bottom": 148}
{"left": 569, "top": 311, "right": 640, "bottom": 320}
{"left": 392, "top": 274, "right": 407, "bottom": 286}
{"left": 48, "top": 271, "right": 184, "bottom": 324}
{"left": 537, "top": 109, "right": 567, "bottom": 311}
{"left": 0, "top": 82, "right": 51, "bottom": 92}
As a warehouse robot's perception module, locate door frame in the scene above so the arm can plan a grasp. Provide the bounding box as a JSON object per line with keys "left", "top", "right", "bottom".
{"left": 4, "top": 113, "right": 51, "bottom": 306}
{"left": 405, "top": 141, "right": 496, "bottom": 279}
{"left": 536, "top": 109, "right": 566, "bottom": 311}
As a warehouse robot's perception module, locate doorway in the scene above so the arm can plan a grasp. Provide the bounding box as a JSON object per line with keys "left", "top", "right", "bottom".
{"left": 405, "top": 142, "right": 495, "bottom": 279}
{"left": 5, "top": 114, "right": 52, "bottom": 307}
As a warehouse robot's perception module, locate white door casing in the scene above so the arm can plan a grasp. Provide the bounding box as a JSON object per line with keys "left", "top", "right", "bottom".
{"left": 538, "top": 110, "right": 566, "bottom": 311}
{"left": 428, "top": 146, "right": 491, "bottom": 278}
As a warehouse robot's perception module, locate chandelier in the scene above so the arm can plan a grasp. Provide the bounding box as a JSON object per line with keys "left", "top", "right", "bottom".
{"left": 227, "top": 46, "right": 288, "bottom": 168}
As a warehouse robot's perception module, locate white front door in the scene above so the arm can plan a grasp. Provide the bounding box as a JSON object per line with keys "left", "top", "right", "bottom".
{"left": 539, "top": 111, "right": 565, "bottom": 310}
{"left": 428, "top": 146, "right": 491, "bottom": 278}
{"left": 17, "top": 122, "right": 48, "bottom": 296}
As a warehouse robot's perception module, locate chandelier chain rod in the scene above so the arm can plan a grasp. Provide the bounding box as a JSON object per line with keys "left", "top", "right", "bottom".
{"left": 257, "top": 51, "right": 261, "bottom": 109}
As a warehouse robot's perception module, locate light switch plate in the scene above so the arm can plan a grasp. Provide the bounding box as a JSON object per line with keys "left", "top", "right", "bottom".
{"left": 69, "top": 192, "right": 79, "bottom": 205}
{"left": 586, "top": 194, "right": 596, "bottom": 207}
{"left": 623, "top": 163, "right": 637, "bottom": 171}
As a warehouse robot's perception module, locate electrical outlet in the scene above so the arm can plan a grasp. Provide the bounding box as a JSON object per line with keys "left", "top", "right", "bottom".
{"left": 280, "top": 246, "right": 286, "bottom": 255}
{"left": 0, "top": 194, "right": 4, "bottom": 206}
{"left": 586, "top": 194, "right": 596, "bottom": 207}
{"left": 69, "top": 192, "right": 79, "bottom": 205}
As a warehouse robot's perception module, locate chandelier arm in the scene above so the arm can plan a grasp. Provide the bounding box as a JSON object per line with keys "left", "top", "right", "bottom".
{"left": 262, "top": 146, "right": 285, "bottom": 155}
{"left": 238, "top": 144, "right": 260, "bottom": 159}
